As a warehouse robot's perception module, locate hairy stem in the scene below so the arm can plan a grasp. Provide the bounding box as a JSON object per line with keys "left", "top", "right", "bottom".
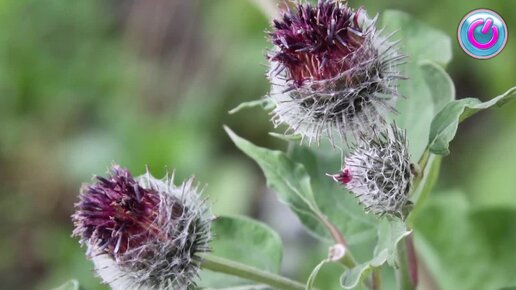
{"left": 201, "top": 254, "right": 306, "bottom": 290}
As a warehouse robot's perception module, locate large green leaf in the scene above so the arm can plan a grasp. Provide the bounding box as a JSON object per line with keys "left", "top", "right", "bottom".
{"left": 419, "top": 61, "right": 455, "bottom": 114}
{"left": 382, "top": 11, "right": 452, "bottom": 65}
{"left": 428, "top": 87, "right": 516, "bottom": 155}
{"left": 415, "top": 191, "right": 516, "bottom": 290}
{"left": 382, "top": 10, "right": 454, "bottom": 160}
{"left": 340, "top": 219, "right": 411, "bottom": 289}
{"left": 199, "top": 215, "right": 283, "bottom": 288}
{"left": 225, "top": 126, "right": 327, "bottom": 239}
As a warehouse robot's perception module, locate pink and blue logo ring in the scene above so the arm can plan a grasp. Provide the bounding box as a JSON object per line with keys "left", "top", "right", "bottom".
{"left": 458, "top": 9, "right": 507, "bottom": 59}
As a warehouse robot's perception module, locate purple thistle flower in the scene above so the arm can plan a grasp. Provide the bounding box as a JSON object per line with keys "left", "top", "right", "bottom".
{"left": 267, "top": 0, "right": 405, "bottom": 144}
{"left": 72, "top": 165, "right": 211, "bottom": 290}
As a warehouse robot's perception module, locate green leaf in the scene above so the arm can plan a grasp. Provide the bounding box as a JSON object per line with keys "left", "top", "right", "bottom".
{"left": 340, "top": 219, "right": 411, "bottom": 289}
{"left": 224, "top": 126, "right": 326, "bottom": 239}
{"left": 419, "top": 61, "right": 455, "bottom": 113}
{"left": 374, "top": 219, "right": 412, "bottom": 267}
{"left": 415, "top": 191, "right": 516, "bottom": 290}
{"left": 382, "top": 11, "right": 452, "bottom": 65}
{"left": 53, "top": 280, "right": 80, "bottom": 290}
{"left": 428, "top": 87, "right": 516, "bottom": 155}
{"left": 382, "top": 11, "right": 454, "bottom": 160}
{"left": 199, "top": 215, "right": 283, "bottom": 288}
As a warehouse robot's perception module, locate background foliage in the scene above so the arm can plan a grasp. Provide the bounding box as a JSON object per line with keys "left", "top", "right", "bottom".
{"left": 0, "top": 1, "right": 515, "bottom": 290}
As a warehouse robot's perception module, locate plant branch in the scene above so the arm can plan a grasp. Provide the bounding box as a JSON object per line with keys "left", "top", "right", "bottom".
{"left": 315, "top": 211, "right": 357, "bottom": 269}
{"left": 201, "top": 254, "right": 306, "bottom": 290}
{"left": 316, "top": 212, "right": 347, "bottom": 246}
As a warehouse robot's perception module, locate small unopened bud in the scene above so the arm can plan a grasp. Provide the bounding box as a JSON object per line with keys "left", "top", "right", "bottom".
{"left": 329, "top": 244, "right": 347, "bottom": 262}
{"left": 267, "top": 0, "right": 405, "bottom": 144}
{"left": 72, "top": 165, "right": 212, "bottom": 290}
{"left": 331, "top": 124, "right": 412, "bottom": 218}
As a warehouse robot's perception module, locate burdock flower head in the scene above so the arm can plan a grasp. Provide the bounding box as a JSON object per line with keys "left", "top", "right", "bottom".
{"left": 72, "top": 165, "right": 211, "bottom": 290}
{"left": 329, "top": 124, "right": 413, "bottom": 218}
{"left": 267, "top": 0, "right": 405, "bottom": 143}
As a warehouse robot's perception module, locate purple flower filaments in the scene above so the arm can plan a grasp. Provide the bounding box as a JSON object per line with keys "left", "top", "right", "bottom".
{"left": 267, "top": 0, "right": 405, "bottom": 144}
{"left": 72, "top": 165, "right": 211, "bottom": 290}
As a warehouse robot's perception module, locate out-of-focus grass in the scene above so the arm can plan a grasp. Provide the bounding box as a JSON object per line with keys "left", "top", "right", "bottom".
{"left": 0, "top": 0, "right": 514, "bottom": 289}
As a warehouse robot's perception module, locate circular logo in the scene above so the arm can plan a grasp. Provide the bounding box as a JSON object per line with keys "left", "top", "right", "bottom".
{"left": 458, "top": 9, "right": 508, "bottom": 59}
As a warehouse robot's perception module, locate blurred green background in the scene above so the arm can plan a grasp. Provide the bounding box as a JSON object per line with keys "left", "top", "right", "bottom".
{"left": 0, "top": 1, "right": 515, "bottom": 289}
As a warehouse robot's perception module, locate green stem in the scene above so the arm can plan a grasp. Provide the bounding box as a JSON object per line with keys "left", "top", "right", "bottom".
{"left": 338, "top": 250, "right": 357, "bottom": 269}
{"left": 201, "top": 254, "right": 306, "bottom": 290}
{"left": 407, "top": 148, "right": 439, "bottom": 222}
{"left": 412, "top": 150, "right": 431, "bottom": 191}
{"left": 315, "top": 211, "right": 357, "bottom": 269}
{"left": 330, "top": 246, "right": 358, "bottom": 270}
{"left": 419, "top": 148, "right": 430, "bottom": 168}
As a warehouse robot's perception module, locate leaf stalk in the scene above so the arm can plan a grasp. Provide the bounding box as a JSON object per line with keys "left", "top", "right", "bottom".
{"left": 201, "top": 254, "right": 307, "bottom": 290}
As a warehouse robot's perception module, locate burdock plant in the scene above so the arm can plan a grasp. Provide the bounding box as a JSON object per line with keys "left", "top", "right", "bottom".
{"left": 63, "top": 0, "right": 516, "bottom": 290}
